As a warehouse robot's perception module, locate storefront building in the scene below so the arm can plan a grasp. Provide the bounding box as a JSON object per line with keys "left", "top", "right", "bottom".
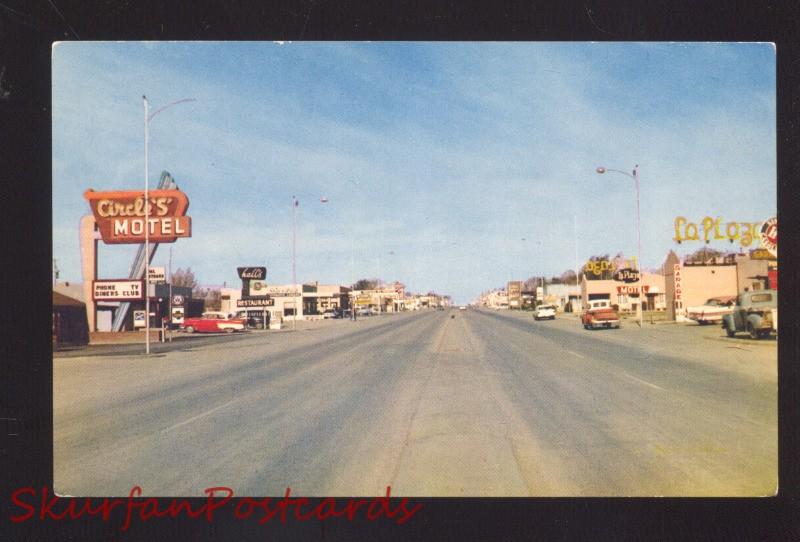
{"left": 581, "top": 272, "right": 666, "bottom": 313}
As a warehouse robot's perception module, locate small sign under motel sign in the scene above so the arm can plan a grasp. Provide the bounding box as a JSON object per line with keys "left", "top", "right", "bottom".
{"left": 84, "top": 189, "right": 192, "bottom": 244}
{"left": 93, "top": 280, "right": 144, "bottom": 301}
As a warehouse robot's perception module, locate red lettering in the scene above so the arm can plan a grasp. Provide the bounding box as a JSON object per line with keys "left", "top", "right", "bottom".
{"left": 10, "top": 487, "right": 36, "bottom": 522}
{"left": 343, "top": 498, "right": 369, "bottom": 520}
{"left": 314, "top": 498, "right": 347, "bottom": 520}
{"left": 293, "top": 497, "right": 315, "bottom": 521}
{"left": 394, "top": 500, "right": 424, "bottom": 524}
{"left": 121, "top": 486, "right": 142, "bottom": 531}
{"left": 204, "top": 486, "right": 234, "bottom": 522}
{"left": 39, "top": 486, "right": 67, "bottom": 520}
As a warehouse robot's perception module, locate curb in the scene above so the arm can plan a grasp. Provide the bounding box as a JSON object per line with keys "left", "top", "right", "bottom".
{"left": 703, "top": 335, "right": 776, "bottom": 347}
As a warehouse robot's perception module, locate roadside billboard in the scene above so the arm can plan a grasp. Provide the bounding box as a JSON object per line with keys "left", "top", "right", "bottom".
{"left": 93, "top": 280, "right": 144, "bottom": 301}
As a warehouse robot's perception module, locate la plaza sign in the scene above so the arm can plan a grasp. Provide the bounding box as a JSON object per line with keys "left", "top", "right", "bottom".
{"left": 84, "top": 188, "right": 192, "bottom": 244}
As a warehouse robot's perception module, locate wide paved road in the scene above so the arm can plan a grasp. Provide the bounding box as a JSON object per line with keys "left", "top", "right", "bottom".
{"left": 54, "top": 308, "right": 776, "bottom": 497}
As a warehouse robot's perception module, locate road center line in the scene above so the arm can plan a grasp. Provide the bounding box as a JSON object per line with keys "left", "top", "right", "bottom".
{"left": 161, "top": 398, "right": 239, "bottom": 433}
{"left": 566, "top": 350, "right": 585, "bottom": 359}
{"left": 622, "top": 372, "right": 664, "bottom": 391}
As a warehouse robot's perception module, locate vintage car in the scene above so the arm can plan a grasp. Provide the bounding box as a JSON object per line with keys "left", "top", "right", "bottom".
{"left": 180, "top": 311, "right": 246, "bottom": 333}
{"left": 533, "top": 304, "right": 556, "bottom": 320}
{"left": 686, "top": 295, "right": 737, "bottom": 325}
{"left": 721, "top": 290, "right": 777, "bottom": 339}
{"left": 581, "top": 299, "right": 620, "bottom": 329}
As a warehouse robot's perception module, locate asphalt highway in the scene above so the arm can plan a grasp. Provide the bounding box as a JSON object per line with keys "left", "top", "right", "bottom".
{"left": 54, "top": 308, "right": 776, "bottom": 497}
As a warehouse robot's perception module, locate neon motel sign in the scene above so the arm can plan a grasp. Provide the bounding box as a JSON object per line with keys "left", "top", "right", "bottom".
{"left": 84, "top": 189, "right": 192, "bottom": 244}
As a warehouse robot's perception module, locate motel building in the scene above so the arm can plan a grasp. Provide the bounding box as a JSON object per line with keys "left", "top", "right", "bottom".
{"left": 663, "top": 249, "right": 775, "bottom": 321}
{"left": 581, "top": 272, "right": 667, "bottom": 314}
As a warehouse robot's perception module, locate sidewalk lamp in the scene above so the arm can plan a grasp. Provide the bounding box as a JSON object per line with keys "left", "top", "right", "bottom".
{"left": 596, "top": 164, "right": 643, "bottom": 328}
{"left": 143, "top": 96, "right": 196, "bottom": 354}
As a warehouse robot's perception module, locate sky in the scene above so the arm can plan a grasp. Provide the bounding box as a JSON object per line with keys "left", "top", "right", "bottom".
{"left": 52, "top": 42, "right": 776, "bottom": 304}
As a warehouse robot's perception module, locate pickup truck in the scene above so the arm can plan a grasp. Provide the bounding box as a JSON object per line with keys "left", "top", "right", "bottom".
{"left": 582, "top": 299, "right": 621, "bottom": 330}
{"left": 721, "top": 290, "right": 777, "bottom": 339}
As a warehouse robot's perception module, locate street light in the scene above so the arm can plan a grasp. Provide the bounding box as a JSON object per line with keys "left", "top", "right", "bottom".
{"left": 291, "top": 194, "right": 329, "bottom": 330}
{"left": 596, "top": 164, "right": 643, "bottom": 328}
{"left": 143, "top": 96, "right": 196, "bottom": 354}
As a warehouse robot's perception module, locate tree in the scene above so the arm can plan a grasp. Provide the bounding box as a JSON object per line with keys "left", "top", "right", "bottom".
{"left": 559, "top": 269, "right": 578, "bottom": 285}
{"left": 687, "top": 246, "right": 726, "bottom": 263}
{"left": 171, "top": 267, "right": 198, "bottom": 289}
{"left": 352, "top": 278, "right": 379, "bottom": 290}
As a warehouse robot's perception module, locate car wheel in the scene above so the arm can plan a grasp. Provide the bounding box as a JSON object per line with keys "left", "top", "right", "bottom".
{"left": 725, "top": 326, "right": 735, "bottom": 338}
{"left": 225, "top": 327, "right": 235, "bottom": 333}
{"left": 747, "top": 322, "right": 759, "bottom": 340}
{"left": 185, "top": 326, "right": 194, "bottom": 333}
{"left": 758, "top": 330, "right": 771, "bottom": 339}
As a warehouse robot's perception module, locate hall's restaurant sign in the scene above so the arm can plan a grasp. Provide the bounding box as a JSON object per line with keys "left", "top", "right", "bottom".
{"left": 84, "top": 189, "right": 192, "bottom": 244}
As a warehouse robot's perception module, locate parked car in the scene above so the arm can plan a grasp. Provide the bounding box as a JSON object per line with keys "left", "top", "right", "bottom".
{"left": 322, "top": 310, "right": 337, "bottom": 319}
{"left": 180, "top": 311, "right": 246, "bottom": 333}
{"left": 581, "top": 299, "right": 620, "bottom": 329}
{"left": 459, "top": 306, "right": 467, "bottom": 311}
{"left": 534, "top": 304, "right": 556, "bottom": 320}
{"left": 721, "top": 290, "right": 777, "bottom": 339}
{"left": 234, "top": 311, "right": 268, "bottom": 329}
{"left": 356, "top": 307, "right": 373, "bottom": 317}
{"left": 686, "top": 296, "right": 736, "bottom": 325}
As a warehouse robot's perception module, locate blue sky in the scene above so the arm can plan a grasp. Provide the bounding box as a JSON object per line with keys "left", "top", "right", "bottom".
{"left": 52, "top": 42, "right": 775, "bottom": 303}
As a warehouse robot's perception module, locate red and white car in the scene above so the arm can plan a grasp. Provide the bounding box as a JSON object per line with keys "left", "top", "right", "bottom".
{"left": 686, "top": 296, "right": 736, "bottom": 325}
{"left": 180, "top": 311, "right": 246, "bottom": 333}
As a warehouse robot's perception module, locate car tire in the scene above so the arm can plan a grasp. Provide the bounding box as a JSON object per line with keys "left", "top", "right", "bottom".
{"left": 725, "top": 326, "right": 735, "bottom": 338}
{"left": 747, "top": 322, "right": 759, "bottom": 340}
{"left": 185, "top": 326, "right": 194, "bottom": 334}
{"left": 758, "top": 330, "right": 771, "bottom": 339}
{"left": 225, "top": 327, "right": 235, "bottom": 333}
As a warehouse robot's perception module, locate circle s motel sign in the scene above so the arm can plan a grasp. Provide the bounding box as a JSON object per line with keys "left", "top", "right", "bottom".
{"left": 84, "top": 188, "right": 192, "bottom": 244}
{"left": 172, "top": 295, "right": 184, "bottom": 306}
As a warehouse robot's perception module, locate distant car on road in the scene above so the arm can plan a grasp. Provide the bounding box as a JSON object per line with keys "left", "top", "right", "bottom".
{"left": 722, "top": 290, "right": 777, "bottom": 339}
{"left": 181, "top": 311, "right": 246, "bottom": 333}
{"left": 581, "top": 299, "right": 620, "bottom": 330}
{"left": 356, "top": 307, "right": 373, "bottom": 317}
{"left": 686, "top": 296, "right": 736, "bottom": 325}
{"left": 322, "top": 309, "right": 340, "bottom": 319}
{"left": 459, "top": 306, "right": 467, "bottom": 311}
{"left": 534, "top": 304, "right": 556, "bottom": 320}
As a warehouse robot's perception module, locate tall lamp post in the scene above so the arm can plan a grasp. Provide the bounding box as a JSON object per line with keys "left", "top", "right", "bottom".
{"left": 290, "top": 194, "right": 328, "bottom": 330}
{"left": 143, "top": 96, "right": 196, "bottom": 354}
{"left": 596, "top": 164, "right": 643, "bottom": 328}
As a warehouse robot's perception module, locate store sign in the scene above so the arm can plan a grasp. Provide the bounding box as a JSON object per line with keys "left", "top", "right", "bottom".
{"left": 759, "top": 216, "right": 777, "bottom": 258}
{"left": 93, "top": 280, "right": 144, "bottom": 301}
{"left": 236, "top": 298, "right": 274, "bottom": 307}
{"left": 148, "top": 266, "right": 166, "bottom": 283}
{"left": 249, "top": 280, "right": 268, "bottom": 294}
{"left": 133, "top": 310, "right": 146, "bottom": 328}
{"left": 356, "top": 295, "right": 372, "bottom": 305}
{"left": 750, "top": 248, "right": 775, "bottom": 261}
{"left": 617, "top": 285, "right": 650, "bottom": 295}
{"left": 237, "top": 267, "right": 266, "bottom": 279}
{"left": 672, "top": 216, "right": 760, "bottom": 247}
{"left": 613, "top": 268, "right": 640, "bottom": 283}
{"left": 585, "top": 257, "right": 638, "bottom": 276}
{"left": 171, "top": 307, "right": 185, "bottom": 324}
{"left": 84, "top": 189, "right": 191, "bottom": 244}
{"left": 172, "top": 294, "right": 184, "bottom": 306}
{"left": 673, "top": 264, "right": 683, "bottom": 302}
